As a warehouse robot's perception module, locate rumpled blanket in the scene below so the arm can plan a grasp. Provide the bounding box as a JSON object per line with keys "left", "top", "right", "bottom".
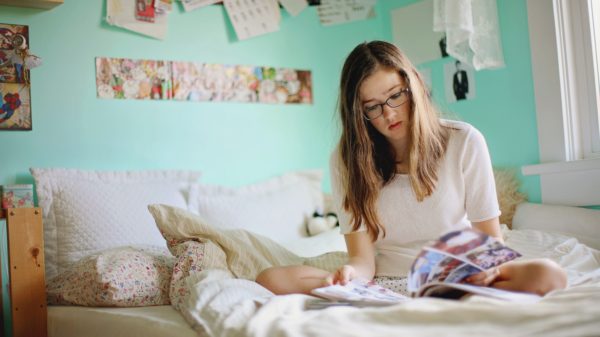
{"left": 149, "top": 204, "right": 600, "bottom": 337}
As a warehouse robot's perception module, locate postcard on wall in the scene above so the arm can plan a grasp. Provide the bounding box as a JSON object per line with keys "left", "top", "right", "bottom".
{"left": 316, "top": 0, "right": 376, "bottom": 26}
{"left": 106, "top": 0, "right": 168, "bottom": 40}
{"left": 180, "top": 0, "right": 220, "bottom": 12}
{"left": 95, "top": 57, "right": 173, "bottom": 100}
{"left": 155, "top": 0, "right": 174, "bottom": 13}
{"left": 444, "top": 59, "right": 475, "bottom": 103}
{"left": 0, "top": 82, "right": 31, "bottom": 130}
{"left": 279, "top": 0, "right": 309, "bottom": 17}
{"left": 391, "top": 0, "right": 445, "bottom": 65}
{"left": 0, "top": 23, "right": 30, "bottom": 84}
{"left": 223, "top": 0, "right": 281, "bottom": 40}
{"left": 135, "top": 0, "right": 156, "bottom": 23}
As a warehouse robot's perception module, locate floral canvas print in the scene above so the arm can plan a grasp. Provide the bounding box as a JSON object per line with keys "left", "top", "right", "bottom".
{"left": 95, "top": 57, "right": 173, "bottom": 100}
{"left": 171, "top": 62, "right": 257, "bottom": 102}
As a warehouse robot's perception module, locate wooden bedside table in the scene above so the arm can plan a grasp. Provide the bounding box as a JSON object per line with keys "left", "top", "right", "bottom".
{"left": 0, "top": 208, "right": 47, "bottom": 337}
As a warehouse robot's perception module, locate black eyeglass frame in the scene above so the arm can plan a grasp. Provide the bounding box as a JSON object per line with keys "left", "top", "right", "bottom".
{"left": 362, "top": 87, "right": 412, "bottom": 121}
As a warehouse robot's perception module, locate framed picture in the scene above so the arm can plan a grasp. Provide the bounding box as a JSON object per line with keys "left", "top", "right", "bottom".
{"left": 0, "top": 23, "right": 32, "bottom": 131}
{"left": 0, "top": 83, "right": 31, "bottom": 130}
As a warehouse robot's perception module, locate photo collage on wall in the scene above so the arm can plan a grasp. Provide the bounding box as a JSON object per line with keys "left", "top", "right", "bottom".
{"left": 0, "top": 23, "right": 32, "bottom": 130}
{"left": 95, "top": 57, "right": 313, "bottom": 104}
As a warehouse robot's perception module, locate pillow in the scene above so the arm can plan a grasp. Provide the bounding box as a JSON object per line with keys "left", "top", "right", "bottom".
{"left": 512, "top": 202, "right": 600, "bottom": 250}
{"left": 187, "top": 170, "right": 323, "bottom": 244}
{"left": 30, "top": 168, "right": 200, "bottom": 279}
{"left": 283, "top": 228, "right": 346, "bottom": 257}
{"left": 46, "top": 246, "right": 174, "bottom": 307}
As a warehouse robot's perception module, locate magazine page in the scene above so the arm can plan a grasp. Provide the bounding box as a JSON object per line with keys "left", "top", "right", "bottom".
{"left": 311, "top": 278, "right": 409, "bottom": 306}
{"left": 419, "top": 282, "right": 541, "bottom": 303}
{"left": 407, "top": 229, "right": 521, "bottom": 293}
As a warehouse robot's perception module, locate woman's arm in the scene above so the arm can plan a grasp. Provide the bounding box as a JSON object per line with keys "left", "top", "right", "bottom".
{"left": 325, "top": 231, "right": 376, "bottom": 285}
{"left": 466, "top": 217, "right": 505, "bottom": 285}
{"left": 472, "top": 217, "right": 503, "bottom": 243}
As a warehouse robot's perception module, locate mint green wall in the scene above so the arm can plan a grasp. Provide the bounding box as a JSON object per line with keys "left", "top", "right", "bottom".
{"left": 0, "top": 2, "right": 382, "bottom": 189}
{"left": 0, "top": 1, "right": 541, "bottom": 201}
{"left": 378, "top": 0, "right": 541, "bottom": 202}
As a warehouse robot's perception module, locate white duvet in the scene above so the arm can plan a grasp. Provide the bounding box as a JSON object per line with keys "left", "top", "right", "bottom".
{"left": 148, "top": 205, "right": 600, "bottom": 337}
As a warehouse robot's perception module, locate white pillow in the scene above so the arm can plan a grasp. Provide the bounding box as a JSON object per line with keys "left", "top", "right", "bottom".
{"left": 282, "top": 228, "right": 347, "bottom": 257}
{"left": 187, "top": 170, "right": 323, "bottom": 244}
{"left": 512, "top": 202, "right": 600, "bottom": 250}
{"left": 30, "top": 168, "right": 201, "bottom": 279}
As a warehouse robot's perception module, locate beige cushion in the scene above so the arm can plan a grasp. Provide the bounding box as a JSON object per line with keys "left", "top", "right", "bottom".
{"left": 148, "top": 204, "right": 346, "bottom": 280}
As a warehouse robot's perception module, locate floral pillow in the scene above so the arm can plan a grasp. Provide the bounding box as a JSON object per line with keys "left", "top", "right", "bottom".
{"left": 46, "top": 246, "right": 174, "bottom": 307}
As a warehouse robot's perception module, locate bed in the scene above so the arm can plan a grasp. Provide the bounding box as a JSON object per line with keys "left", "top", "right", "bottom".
{"left": 30, "top": 168, "right": 600, "bottom": 337}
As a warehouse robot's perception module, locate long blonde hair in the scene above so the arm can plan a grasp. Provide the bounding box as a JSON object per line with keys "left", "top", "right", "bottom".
{"left": 337, "top": 41, "right": 449, "bottom": 241}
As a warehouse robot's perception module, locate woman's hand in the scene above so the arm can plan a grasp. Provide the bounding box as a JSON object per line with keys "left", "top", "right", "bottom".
{"left": 464, "top": 266, "right": 500, "bottom": 286}
{"left": 323, "top": 231, "right": 375, "bottom": 287}
{"left": 324, "top": 264, "right": 357, "bottom": 286}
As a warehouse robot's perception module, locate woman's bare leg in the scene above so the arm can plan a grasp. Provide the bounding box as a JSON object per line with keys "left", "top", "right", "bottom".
{"left": 492, "top": 258, "right": 567, "bottom": 295}
{"left": 256, "top": 265, "right": 330, "bottom": 295}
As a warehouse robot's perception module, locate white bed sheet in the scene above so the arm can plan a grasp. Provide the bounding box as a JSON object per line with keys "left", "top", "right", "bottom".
{"left": 48, "top": 305, "right": 200, "bottom": 337}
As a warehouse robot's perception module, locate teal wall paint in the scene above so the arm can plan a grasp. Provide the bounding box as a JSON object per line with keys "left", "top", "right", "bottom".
{"left": 378, "top": 0, "right": 542, "bottom": 202}
{"left": 0, "top": 3, "right": 383, "bottom": 189}
{"left": 1, "top": 1, "right": 542, "bottom": 202}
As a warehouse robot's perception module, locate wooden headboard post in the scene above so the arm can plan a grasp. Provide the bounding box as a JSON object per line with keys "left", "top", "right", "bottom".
{"left": 0, "top": 208, "right": 47, "bottom": 337}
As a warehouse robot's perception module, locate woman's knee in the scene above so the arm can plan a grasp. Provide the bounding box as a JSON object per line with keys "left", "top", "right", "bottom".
{"left": 255, "top": 267, "right": 280, "bottom": 290}
{"left": 536, "top": 258, "right": 567, "bottom": 291}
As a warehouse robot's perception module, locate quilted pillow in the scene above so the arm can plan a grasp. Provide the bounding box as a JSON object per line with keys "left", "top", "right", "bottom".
{"left": 187, "top": 170, "right": 323, "bottom": 244}
{"left": 30, "top": 168, "right": 200, "bottom": 279}
{"left": 46, "top": 246, "right": 174, "bottom": 307}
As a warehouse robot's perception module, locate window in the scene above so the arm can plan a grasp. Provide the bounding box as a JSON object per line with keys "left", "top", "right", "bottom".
{"left": 589, "top": 0, "right": 600, "bottom": 155}
{"left": 525, "top": 0, "right": 600, "bottom": 206}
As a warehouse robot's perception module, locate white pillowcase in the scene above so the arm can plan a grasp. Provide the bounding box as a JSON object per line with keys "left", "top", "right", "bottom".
{"left": 30, "top": 168, "right": 201, "bottom": 279}
{"left": 512, "top": 202, "right": 600, "bottom": 250}
{"left": 187, "top": 170, "right": 324, "bottom": 244}
{"left": 282, "top": 228, "right": 347, "bottom": 257}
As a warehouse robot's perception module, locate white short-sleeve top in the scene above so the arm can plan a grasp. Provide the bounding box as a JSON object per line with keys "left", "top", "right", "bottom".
{"left": 331, "top": 120, "right": 501, "bottom": 277}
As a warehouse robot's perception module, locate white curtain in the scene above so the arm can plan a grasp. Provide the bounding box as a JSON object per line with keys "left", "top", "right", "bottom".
{"left": 433, "top": 0, "right": 505, "bottom": 70}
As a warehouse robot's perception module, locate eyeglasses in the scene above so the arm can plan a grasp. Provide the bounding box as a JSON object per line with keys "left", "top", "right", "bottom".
{"left": 363, "top": 88, "right": 411, "bottom": 121}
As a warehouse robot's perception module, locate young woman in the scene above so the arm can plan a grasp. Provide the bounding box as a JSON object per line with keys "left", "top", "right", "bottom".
{"left": 256, "top": 41, "right": 567, "bottom": 297}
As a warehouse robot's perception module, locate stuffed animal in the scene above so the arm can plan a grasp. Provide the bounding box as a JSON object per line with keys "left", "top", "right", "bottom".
{"left": 307, "top": 210, "right": 338, "bottom": 236}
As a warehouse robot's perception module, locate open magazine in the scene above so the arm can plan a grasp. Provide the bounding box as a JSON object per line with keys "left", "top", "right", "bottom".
{"left": 310, "top": 229, "right": 541, "bottom": 307}
{"left": 310, "top": 278, "right": 410, "bottom": 308}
